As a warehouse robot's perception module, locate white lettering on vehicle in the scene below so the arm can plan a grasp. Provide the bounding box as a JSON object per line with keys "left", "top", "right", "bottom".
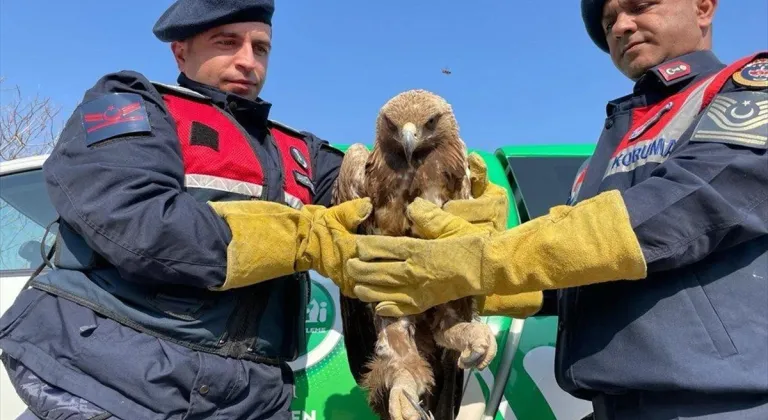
{"left": 292, "top": 410, "right": 317, "bottom": 420}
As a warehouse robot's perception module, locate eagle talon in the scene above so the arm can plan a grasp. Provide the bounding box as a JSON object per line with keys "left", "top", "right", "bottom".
{"left": 403, "top": 391, "right": 434, "bottom": 420}
{"left": 461, "top": 349, "right": 485, "bottom": 368}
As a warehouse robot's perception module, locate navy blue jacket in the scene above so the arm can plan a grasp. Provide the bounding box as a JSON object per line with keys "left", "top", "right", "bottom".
{"left": 0, "top": 70, "right": 344, "bottom": 419}
{"left": 43, "top": 71, "right": 341, "bottom": 289}
{"left": 556, "top": 50, "right": 768, "bottom": 399}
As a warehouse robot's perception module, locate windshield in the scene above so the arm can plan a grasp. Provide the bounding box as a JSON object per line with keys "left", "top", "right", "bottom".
{"left": 506, "top": 156, "right": 588, "bottom": 222}
{"left": 0, "top": 169, "right": 57, "bottom": 272}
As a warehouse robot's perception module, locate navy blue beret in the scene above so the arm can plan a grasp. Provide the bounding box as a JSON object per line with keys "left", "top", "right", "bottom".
{"left": 153, "top": 0, "right": 274, "bottom": 42}
{"left": 581, "top": 0, "right": 609, "bottom": 53}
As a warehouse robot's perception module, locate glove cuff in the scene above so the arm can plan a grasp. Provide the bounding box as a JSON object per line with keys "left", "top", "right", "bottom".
{"left": 481, "top": 189, "right": 647, "bottom": 295}
{"left": 208, "top": 202, "right": 305, "bottom": 291}
{"left": 476, "top": 291, "right": 543, "bottom": 318}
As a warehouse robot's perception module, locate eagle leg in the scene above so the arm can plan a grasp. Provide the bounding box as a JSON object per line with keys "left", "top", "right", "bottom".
{"left": 432, "top": 298, "right": 498, "bottom": 370}
{"left": 362, "top": 315, "right": 435, "bottom": 420}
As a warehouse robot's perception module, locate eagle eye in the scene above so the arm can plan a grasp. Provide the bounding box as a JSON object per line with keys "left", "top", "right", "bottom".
{"left": 383, "top": 115, "right": 397, "bottom": 132}
{"left": 424, "top": 113, "right": 441, "bottom": 131}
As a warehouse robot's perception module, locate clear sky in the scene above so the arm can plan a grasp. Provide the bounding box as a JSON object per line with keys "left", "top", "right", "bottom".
{"left": 1, "top": 1, "right": 766, "bottom": 152}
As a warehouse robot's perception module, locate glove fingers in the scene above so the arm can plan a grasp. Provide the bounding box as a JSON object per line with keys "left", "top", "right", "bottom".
{"left": 330, "top": 198, "right": 373, "bottom": 231}
{"left": 355, "top": 235, "right": 421, "bottom": 261}
{"left": 346, "top": 257, "right": 410, "bottom": 284}
{"left": 375, "top": 301, "right": 422, "bottom": 317}
{"left": 441, "top": 201, "right": 491, "bottom": 225}
{"left": 467, "top": 152, "right": 488, "bottom": 198}
{"left": 353, "top": 284, "right": 419, "bottom": 308}
{"left": 407, "top": 198, "right": 474, "bottom": 239}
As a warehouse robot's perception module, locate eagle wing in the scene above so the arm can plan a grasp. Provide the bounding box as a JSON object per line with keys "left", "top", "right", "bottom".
{"left": 330, "top": 143, "right": 380, "bottom": 386}
{"left": 331, "top": 143, "right": 370, "bottom": 204}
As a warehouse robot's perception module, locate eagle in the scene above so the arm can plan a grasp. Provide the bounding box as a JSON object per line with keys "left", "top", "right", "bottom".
{"left": 331, "top": 89, "right": 497, "bottom": 420}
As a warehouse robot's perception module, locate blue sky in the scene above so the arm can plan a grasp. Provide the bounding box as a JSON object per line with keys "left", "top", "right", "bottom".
{"left": 1, "top": 1, "right": 766, "bottom": 152}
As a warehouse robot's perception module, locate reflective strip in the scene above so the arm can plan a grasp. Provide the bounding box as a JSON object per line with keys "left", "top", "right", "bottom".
{"left": 186, "top": 173, "right": 305, "bottom": 209}
{"left": 185, "top": 174, "right": 263, "bottom": 198}
{"left": 284, "top": 192, "right": 304, "bottom": 209}
{"left": 152, "top": 81, "right": 209, "bottom": 100}
{"left": 603, "top": 73, "right": 719, "bottom": 179}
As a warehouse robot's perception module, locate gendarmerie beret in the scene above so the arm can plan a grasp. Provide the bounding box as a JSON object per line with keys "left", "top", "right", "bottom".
{"left": 153, "top": 0, "right": 275, "bottom": 42}
{"left": 581, "top": 0, "right": 609, "bottom": 53}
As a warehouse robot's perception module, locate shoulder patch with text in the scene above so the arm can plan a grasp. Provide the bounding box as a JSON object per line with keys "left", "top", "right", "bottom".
{"left": 691, "top": 91, "right": 767, "bottom": 149}
{"left": 80, "top": 93, "right": 151, "bottom": 146}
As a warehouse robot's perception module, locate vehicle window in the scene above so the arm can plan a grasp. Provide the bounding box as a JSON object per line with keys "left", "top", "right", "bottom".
{"left": 506, "top": 156, "right": 588, "bottom": 221}
{"left": 0, "top": 169, "right": 57, "bottom": 272}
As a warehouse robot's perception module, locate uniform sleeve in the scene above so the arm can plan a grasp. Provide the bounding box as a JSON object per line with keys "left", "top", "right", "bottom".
{"left": 303, "top": 132, "right": 344, "bottom": 207}
{"left": 623, "top": 86, "right": 768, "bottom": 273}
{"left": 43, "top": 71, "right": 230, "bottom": 288}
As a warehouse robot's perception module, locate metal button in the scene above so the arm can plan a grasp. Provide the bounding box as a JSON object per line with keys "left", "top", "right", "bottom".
{"left": 199, "top": 384, "right": 209, "bottom": 395}
{"left": 605, "top": 119, "right": 614, "bottom": 129}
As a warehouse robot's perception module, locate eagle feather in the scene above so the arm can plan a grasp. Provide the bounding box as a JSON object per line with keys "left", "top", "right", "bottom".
{"left": 332, "top": 89, "right": 496, "bottom": 420}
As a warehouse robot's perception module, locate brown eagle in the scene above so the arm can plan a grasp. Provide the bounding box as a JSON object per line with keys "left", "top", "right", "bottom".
{"left": 331, "top": 89, "right": 497, "bottom": 420}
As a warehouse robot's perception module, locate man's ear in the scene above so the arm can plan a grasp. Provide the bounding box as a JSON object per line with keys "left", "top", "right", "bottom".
{"left": 696, "top": 0, "right": 717, "bottom": 28}
{"left": 171, "top": 40, "right": 187, "bottom": 72}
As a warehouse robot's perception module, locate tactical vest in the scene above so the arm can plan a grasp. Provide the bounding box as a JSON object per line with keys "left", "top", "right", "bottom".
{"left": 31, "top": 83, "right": 315, "bottom": 364}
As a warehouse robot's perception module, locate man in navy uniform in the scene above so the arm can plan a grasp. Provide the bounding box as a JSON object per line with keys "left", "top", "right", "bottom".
{"left": 346, "top": 1, "right": 768, "bottom": 419}
{"left": 0, "top": 1, "right": 523, "bottom": 418}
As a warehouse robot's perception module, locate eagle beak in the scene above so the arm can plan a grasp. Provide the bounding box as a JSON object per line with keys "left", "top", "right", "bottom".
{"left": 401, "top": 122, "right": 418, "bottom": 163}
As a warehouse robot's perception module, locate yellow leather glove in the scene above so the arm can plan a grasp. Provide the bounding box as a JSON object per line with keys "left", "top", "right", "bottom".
{"left": 440, "top": 153, "right": 509, "bottom": 232}
{"left": 439, "top": 153, "right": 543, "bottom": 318}
{"left": 208, "top": 198, "right": 372, "bottom": 296}
{"left": 348, "top": 189, "right": 647, "bottom": 317}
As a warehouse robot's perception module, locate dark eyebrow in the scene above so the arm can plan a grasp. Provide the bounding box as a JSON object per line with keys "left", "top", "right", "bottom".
{"left": 208, "top": 30, "right": 271, "bottom": 52}
{"left": 209, "top": 31, "right": 241, "bottom": 40}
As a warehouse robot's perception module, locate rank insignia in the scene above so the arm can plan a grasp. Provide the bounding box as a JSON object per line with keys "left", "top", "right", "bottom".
{"left": 290, "top": 146, "right": 308, "bottom": 170}
{"left": 294, "top": 170, "right": 315, "bottom": 194}
{"left": 656, "top": 61, "right": 692, "bottom": 84}
{"left": 733, "top": 58, "right": 768, "bottom": 89}
{"left": 81, "top": 93, "right": 151, "bottom": 146}
{"left": 691, "top": 91, "right": 767, "bottom": 149}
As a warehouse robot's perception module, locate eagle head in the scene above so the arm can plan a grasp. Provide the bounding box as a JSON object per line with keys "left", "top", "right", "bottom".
{"left": 376, "top": 89, "right": 459, "bottom": 165}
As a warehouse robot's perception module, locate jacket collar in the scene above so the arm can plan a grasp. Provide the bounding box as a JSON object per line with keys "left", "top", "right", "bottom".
{"left": 606, "top": 50, "right": 725, "bottom": 115}
{"left": 633, "top": 49, "right": 724, "bottom": 94}
{"left": 177, "top": 73, "right": 272, "bottom": 126}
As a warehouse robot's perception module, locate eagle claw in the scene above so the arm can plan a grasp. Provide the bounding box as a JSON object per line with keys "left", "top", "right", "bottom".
{"left": 403, "top": 391, "right": 435, "bottom": 420}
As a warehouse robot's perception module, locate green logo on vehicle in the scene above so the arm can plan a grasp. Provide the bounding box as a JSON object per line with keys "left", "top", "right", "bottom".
{"left": 289, "top": 275, "right": 344, "bottom": 373}
{"left": 305, "top": 280, "right": 335, "bottom": 354}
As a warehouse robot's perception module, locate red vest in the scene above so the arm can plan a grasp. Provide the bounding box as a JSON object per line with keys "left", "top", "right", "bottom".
{"left": 153, "top": 83, "right": 314, "bottom": 208}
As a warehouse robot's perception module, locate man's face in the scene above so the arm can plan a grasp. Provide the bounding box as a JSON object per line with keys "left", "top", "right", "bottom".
{"left": 172, "top": 22, "right": 272, "bottom": 100}
{"left": 601, "top": 0, "right": 716, "bottom": 80}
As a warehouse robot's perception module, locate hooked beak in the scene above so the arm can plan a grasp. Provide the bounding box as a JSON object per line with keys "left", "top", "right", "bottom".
{"left": 401, "top": 122, "right": 418, "bottom": 163}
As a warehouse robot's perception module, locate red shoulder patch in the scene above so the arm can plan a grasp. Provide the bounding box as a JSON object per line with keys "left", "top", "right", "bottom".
{"left": 656, "top": 61, "right": 691, "bottom": 83}
{"left": 81, "top": 93, "right": 151, "bottom": 146}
